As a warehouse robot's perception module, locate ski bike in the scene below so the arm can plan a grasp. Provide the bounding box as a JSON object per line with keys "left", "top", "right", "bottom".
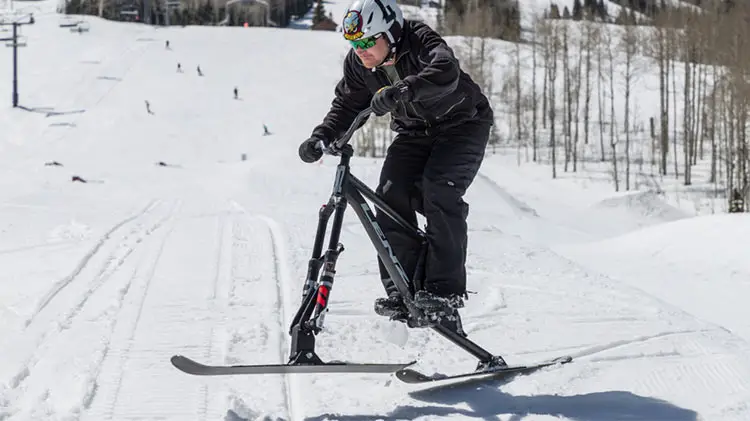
{"left": 171, "top": 108, "right": 572, "bottom": 384}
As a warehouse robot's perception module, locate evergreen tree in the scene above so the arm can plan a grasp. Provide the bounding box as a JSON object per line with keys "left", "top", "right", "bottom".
{"left": 615, "top": 6, "right": 629, "bottom": 24}
{"left": 549, "top": 3, "right": 561, "bottom": 18}
{"left": 563, "top": 5, "right": 571, "bottom": 18}
{"left": 312, "top": 0, "right": 325, "bottom": 26}
{"left": 597, "top": 0, "right": 608, "bottom": 20}
{"left": 573, "top": 0, "right": 584, "bottom": 19}
{"left": 444, "top": 0, "right": 466, "bottom": 18}
{"left": 501, "top": 5, "right": 521, "bottom": 41}
{"left": 583, "top": 0, "right": 596, "bottom": 18}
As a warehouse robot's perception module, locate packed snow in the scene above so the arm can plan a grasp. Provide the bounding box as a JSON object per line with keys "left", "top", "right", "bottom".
{"left": 1, "top": 0, "right": 749, "bottom": 420}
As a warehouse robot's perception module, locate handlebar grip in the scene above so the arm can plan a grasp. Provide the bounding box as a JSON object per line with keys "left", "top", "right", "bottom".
{"left": 331, "top": 107, "right": 373, "bottom": 150}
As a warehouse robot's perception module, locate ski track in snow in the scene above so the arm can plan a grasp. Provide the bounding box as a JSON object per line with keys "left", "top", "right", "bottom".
{"left": 82, "top": 199, "right": 231, "bottom": 421}
{"left": 228, "top": 201, "right": 299, "bottom": 421}
{"left": 0, "top": 198, "right": 180, "bottom": 420}
{"left": 24, "top": 199, "right": 161, "bottom": 328}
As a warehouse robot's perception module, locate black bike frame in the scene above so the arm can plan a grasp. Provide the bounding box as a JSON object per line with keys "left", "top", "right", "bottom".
{"left": 286, "top": 107, "right": 503, "bottom": 370}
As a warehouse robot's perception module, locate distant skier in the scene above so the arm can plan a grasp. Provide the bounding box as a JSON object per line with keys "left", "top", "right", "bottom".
{"left": 263, "top": 124, "right": 271, "bottom": 136}
{"left": 145, "top": 100, "right": 153, "bottom": 114}
{"left": 165, "top": 40, "right": 170, "bottom": 49}
{"left": 197, "top": 66, "right": 203, "bottom": 77}
{"left": 177, "top": 63, "right": 182, "bottom": 73}
{"left": 234, "top": 87, "right": 239, "bottom": 99}
{"left": 297, "top": 0, "right": 494, "bottom": 336}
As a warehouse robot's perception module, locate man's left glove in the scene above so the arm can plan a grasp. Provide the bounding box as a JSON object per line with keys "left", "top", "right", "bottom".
{"left": 371, "top": 80, "right": 412, "bottom": 117}
{"left": 298, "top": 136, "right": 325, "bottom": 163}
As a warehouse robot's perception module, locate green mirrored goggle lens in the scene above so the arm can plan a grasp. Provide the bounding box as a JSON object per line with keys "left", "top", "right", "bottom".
{"left": 349, "top": 36, "right": 378, "bottom": 50}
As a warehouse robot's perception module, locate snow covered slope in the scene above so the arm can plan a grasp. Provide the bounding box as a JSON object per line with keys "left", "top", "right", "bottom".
{"left": 558, "top": 213, "right": 750, "bottom": 342}
{"left": 1, "top": 1, "right": 749, "bottom": 420}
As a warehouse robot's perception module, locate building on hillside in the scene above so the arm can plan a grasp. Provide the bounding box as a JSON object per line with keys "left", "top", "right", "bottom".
{"left": 311, "top": 16, "right": 336, "bottom": 30}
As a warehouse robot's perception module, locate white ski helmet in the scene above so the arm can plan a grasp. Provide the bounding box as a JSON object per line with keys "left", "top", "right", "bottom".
{"left": 341, "top": 0, "right": 404, "bottom": 45}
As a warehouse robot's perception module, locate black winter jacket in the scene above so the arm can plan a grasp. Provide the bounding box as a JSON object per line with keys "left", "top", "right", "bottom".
{"left": 311, "top": 20, "right": 494, "bottom": 143}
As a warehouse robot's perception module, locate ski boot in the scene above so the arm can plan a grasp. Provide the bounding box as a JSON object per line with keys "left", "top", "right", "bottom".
{"left": 374, "top": 278, "right": 410, "bottom": 322}
{"left": 411, "top": 290, "right": 467, "bottom": 337}
{"left": 374, "top": 291, "right": 468, "bottom": 338}
{"left": 374, "top": 294, "right": 409, "bottom": 323}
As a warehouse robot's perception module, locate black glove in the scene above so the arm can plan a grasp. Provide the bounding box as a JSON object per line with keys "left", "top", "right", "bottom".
{"left": 299, "top": 137, "right": 325, "bottom": 163}
{"left": 371, "top": 80, "right": 411, "bottom": 117}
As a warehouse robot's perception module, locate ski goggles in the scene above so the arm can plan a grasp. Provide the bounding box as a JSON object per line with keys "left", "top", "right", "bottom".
{"left": 349, "top": 33, "right": 382, "bottom": 50}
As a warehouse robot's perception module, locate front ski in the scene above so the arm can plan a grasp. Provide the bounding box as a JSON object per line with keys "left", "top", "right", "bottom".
{"left": 395, "top": 355, "right": 572, "bottom": 384}
{"left": 171, "top": 355, "right": 417, "bottom": 376}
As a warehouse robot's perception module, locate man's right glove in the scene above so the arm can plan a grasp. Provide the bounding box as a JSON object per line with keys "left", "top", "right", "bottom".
{"left": 371, "top": 80, "right": 412, "bottom": 117}
{"left": 299, "top": 137, "right": 325, "bottom": 163}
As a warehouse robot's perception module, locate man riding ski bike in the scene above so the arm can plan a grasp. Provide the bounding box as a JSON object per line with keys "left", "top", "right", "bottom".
{"left": 298, "top": 0, "right": 494, "bottom": 337}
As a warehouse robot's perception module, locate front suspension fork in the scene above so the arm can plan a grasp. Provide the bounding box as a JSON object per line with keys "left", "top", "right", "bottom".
{"left": 288, "top": 195, "right": 347, "bottom": 336}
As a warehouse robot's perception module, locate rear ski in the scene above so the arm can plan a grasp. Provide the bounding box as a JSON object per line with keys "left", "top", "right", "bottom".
{"left": 396, "top": 355, "right": 573, "bottom": 384}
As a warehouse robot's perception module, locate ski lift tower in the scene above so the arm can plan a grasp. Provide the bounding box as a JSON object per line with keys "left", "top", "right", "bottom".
{"left": 217, "top": 0, "right": 275, "bottom": 27}
{"left": 164, "top": 0, "right": 180, "bottom": 26}
{"left": 0, "top": 11, "right": 34, "bottom": 107}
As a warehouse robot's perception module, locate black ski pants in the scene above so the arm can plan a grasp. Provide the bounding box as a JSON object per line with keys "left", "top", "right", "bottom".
{"left": 376, "top": 120, "right": 490, "bottom": 298}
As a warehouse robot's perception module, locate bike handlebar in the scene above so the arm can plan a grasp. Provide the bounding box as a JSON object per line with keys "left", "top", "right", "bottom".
{"left": 318, "top": 107, "right": 373, "bottom": 155}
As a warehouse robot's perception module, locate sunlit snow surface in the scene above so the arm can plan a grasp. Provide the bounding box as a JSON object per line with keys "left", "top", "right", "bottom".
{"left": 0, "top": 1, "right": 748, "bottom": 420}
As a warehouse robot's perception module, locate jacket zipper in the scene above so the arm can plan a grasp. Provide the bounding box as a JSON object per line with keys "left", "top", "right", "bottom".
{"left": 436, "top": 96, "right": 467, "bottom": 120}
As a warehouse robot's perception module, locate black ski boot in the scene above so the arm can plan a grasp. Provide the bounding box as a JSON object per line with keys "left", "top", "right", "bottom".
{"left": 411, "top": 290, "right": 468, "bottom": 337}
{"left": 374, "top": 278, "right": 409, "bottom": 322}
{"left": 374, "top": 294, "right": 408, "bottom": 320}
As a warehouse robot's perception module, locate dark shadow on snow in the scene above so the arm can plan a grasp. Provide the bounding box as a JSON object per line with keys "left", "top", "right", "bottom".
{"left": 45, "top": 109, "right": 86, "bottom": 117}
{"left": 16, "top": 105, "right": 86, "bottom": 117}
{"left": 303, "top": 377, "right": 698, "bottom": 421}
{"left": 225, "top": 409, "right": 284, "bottom": 421}
{"left": 16, "top": 105, "right": 55, "bottom": 113}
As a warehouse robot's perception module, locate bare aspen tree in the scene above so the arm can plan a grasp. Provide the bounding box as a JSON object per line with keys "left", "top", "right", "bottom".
{"left": 516, "top": 41, "right": 523, "bottom": 156}
{"left": 562, "top": 22, "right": 571, "bottom": 172}
{"left": 571, "top": 26, "right": 584, "bottom": 171}
{"left": 708, "top": 65, "right": 719, "bottom": 183}
{"left": 682, "top": 12, "right": 695, "bottom": 186}
{"left": 649, "top": 10, "right": 670, "bottom": 176}
{"left": 596, "top": 21, "right": 606, "bottom": 162}
{"left": 501, "top": 45, "right": 522, "bottom": 162}
{"left": 531, "top": 13, "right": 540, "bottom": 162}
{"left": 670, "top": 25, "right": 678, "bottom": 178}
{"left": 603, "top": 26, "right": 619, "bottom": 191}
{"left": 548, "top": 22, "right": 561, "bottom": 179}
{"left": 582, "top": 19, "right": 599, "bottom": 161}
{"left": 540, "top": 16, "right": 550, "bottom": 130}
{"left": 538, "top": 17, "right": 554, "bottom": 152}
{"left": 620, "top": 20, "right": 640, "bottom": 191}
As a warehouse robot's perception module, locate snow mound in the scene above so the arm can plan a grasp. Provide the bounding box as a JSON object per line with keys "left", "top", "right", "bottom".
{"left": 557, "top": 213, "right": 750, "bottom": 341}
{"left": 564, "top": 213, "right": 749, "bottom": 281}
{"left": 591, "top": 191, "right": 689, "bottom": 224}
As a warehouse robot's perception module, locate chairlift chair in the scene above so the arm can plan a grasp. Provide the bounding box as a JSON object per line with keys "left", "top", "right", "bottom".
{"left": 70, "top": 20, "right": 90, "bottom": 32}
{"left": 59, "top": 16, "right": 79, "bottom": 27}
